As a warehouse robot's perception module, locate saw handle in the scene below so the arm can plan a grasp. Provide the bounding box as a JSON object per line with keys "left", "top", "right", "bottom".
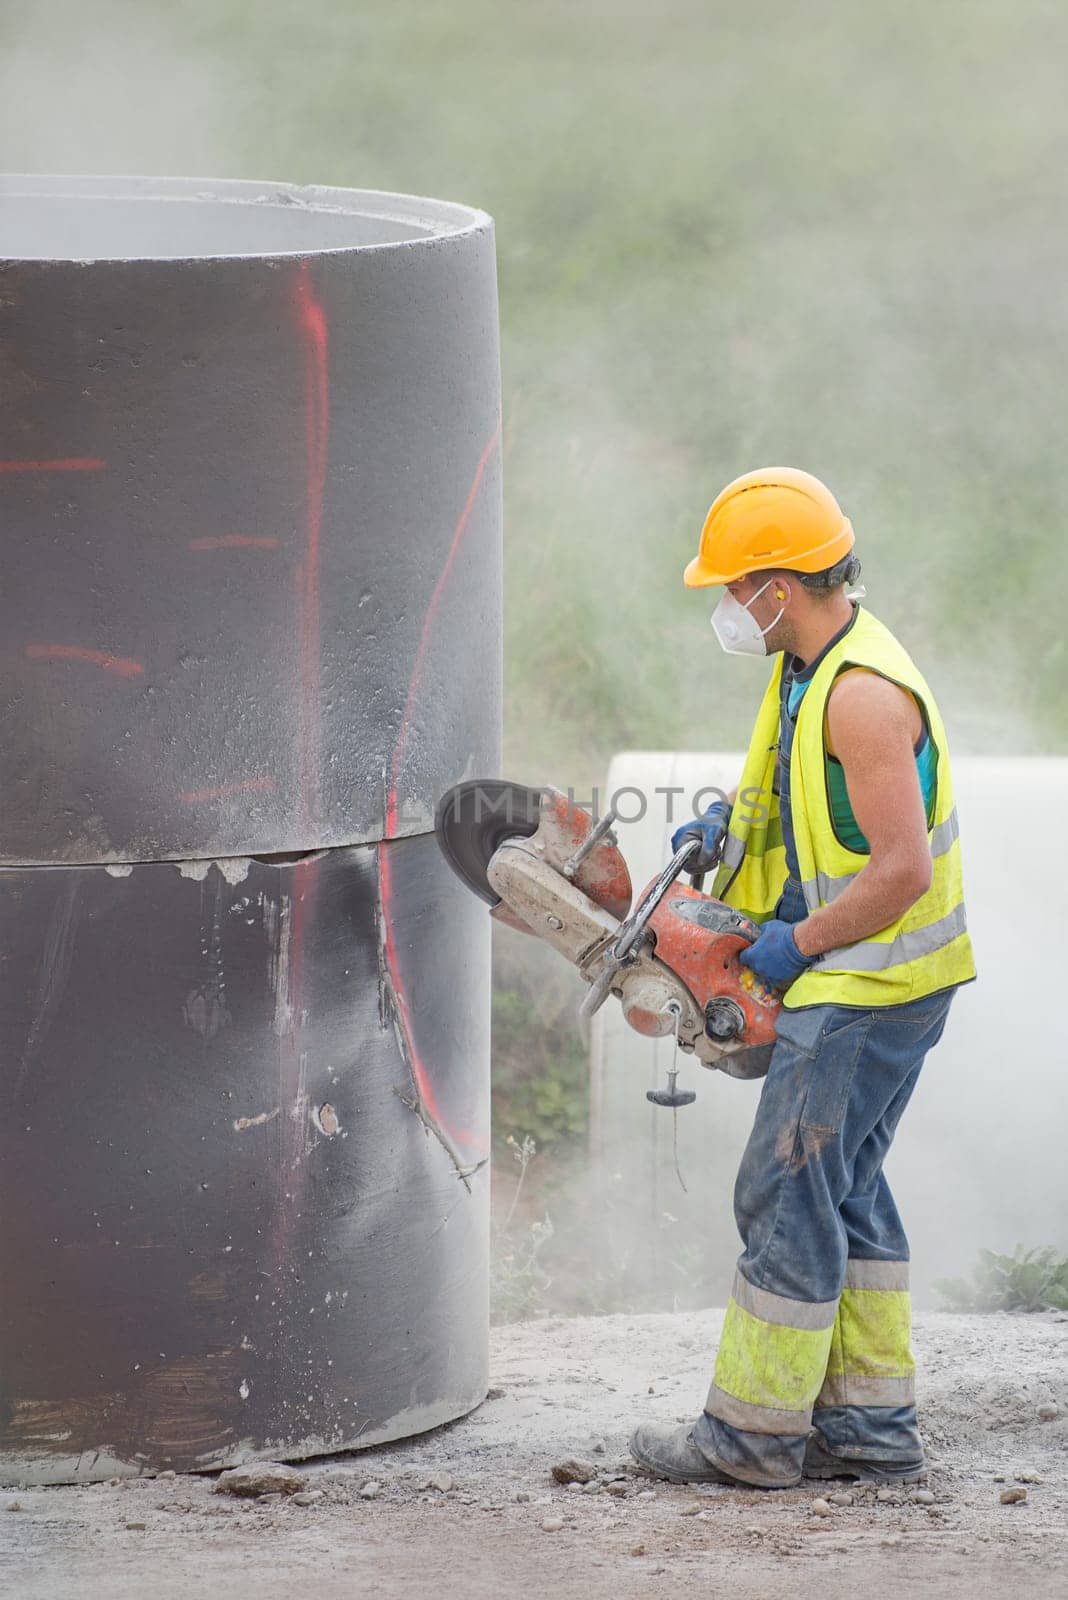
{"left": 578, "top": 960, "right": 618, "bottom": 1021}
{"left": 677, "top": 808, "right": 731, "bottom": 891}
{"left": 579, "top": 840, "right": 701, "bottom": 1022}
{"left": 616, "top": 837, "right": 703, "bottom": 956}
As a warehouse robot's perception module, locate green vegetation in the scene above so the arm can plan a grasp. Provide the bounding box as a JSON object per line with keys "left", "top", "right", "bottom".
{"left": 491, "top": 986, "right": 588, "bottom": 1150}
{"left": 490, "top": 1134, "right": 556, "bottom": 1322}
{"left": 936, "top": 1246, "right": 1068, "bottom": 1314}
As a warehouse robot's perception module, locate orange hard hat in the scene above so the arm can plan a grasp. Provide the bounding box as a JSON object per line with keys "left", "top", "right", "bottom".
{"left": 684, "top": 467, "right": 855, "bottom": 587}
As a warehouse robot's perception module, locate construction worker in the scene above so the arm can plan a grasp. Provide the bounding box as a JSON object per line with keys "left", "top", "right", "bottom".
{"left": 629, "top": 467, "right": 976, "bottom": 1489}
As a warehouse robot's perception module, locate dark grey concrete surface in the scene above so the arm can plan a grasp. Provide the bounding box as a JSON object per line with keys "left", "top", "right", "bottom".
{"left": 0, "top": 176, "right": 502, "bottom": 864}
{"left": 0, "top": 834, "right": 490, "bottom": 1485}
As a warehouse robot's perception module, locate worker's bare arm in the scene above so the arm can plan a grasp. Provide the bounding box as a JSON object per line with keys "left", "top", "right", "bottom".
{"left": 792, "top": 671, "right": 932, "bottom": 959}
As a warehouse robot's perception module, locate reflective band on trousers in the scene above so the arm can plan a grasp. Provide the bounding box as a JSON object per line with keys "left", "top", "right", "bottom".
{"left": 802, "top": 808, "right": 961, "bottom": 913}
{"left": 816, "top": 1259, "right": 916, "bottom": 1411}
{"left": 706, "top": 1263, "right": 915, "bottom": 1434}
{"left": 731, "top": 1270, "right": 839, "bottom": 1329}
{"left": 817, "top": 1372, "right": 916, "bottom": 1406}
{"left": 842, "top": 1258, "right": 910, "bottom": 1291}
{"left": 706, "top": 1271, "right": 837, "bottom": 1437}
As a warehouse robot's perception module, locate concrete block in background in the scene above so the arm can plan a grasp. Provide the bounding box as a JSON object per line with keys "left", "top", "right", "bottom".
{"left": 590, "top": 753, "right": 1068, "bottom": 1309}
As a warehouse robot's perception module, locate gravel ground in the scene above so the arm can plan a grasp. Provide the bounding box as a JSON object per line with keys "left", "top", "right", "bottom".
{"left": 2, "top": 1308, "right": 1065, "bottom": 1599}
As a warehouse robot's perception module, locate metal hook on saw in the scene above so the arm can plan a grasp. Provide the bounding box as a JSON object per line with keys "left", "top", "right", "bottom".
{"left": 646, "top": 1000, "right": 697, "bottom": 1109}
{"left": 647, "top": 999, "right": 695, "bottom": 1194}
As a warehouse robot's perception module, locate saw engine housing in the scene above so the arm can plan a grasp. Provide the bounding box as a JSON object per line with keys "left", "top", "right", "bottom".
{"left": 439, "top": 783, "right": 779, "bottom": 1079}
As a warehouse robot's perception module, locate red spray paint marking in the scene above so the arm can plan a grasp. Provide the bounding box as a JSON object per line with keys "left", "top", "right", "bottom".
{"left": 180, "top": 776, "right": 277, "bottom": 805}
{"left": 188, "top": 535, "right": 281, "bottom": 551}
{"left": 378, "top": 838, "right": 485, "bottom": 1156}
{"left": 378, "top": 421, "right": 501, "bottom": 1161}
{"left": 0, "top": 457, "right": 105, "bottom": 474}
{"left": 385, "top": 419, "right": 502, "bottom": 835}
{"left": 25, "top": 643, "right": 143, "bottom": 677}
{"left": 291, "top": 263, "right": 329, "bottom": 836}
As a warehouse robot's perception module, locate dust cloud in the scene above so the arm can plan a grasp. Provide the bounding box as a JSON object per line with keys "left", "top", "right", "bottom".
{"left": 3, "top": 0, "right": 1065, "bottom": 1319}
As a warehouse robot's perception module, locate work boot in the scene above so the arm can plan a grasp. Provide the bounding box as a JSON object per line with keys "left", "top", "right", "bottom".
{"left": 803, "top": 1432, "right": 928, "bottom": 1485}
{"left": 628, "top": 1422, "right": 741, "bottom": 1485}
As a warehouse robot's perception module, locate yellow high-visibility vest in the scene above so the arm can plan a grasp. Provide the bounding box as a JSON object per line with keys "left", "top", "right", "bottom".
{"left": 712, "top": 607, "right": 976, "bottom": 1009}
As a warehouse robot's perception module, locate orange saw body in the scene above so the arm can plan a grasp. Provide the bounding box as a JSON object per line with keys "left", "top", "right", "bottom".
{"left": 435, "top": 781, "right": 779, "bottom": 1081}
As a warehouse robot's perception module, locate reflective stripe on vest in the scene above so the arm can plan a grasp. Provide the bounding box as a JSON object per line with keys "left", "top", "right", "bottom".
{"left": 802, "top": 807, "right": 961, "bottom": 911}
{"left": 814, "top": 902, "right": 968, "bottom": 974}
{"left": 721, "top": 831, "right": 746, "bottom": 870}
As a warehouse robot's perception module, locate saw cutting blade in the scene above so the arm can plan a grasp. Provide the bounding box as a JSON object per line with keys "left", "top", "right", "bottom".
{"left": 434, "top": 779, "right": 543, "bottom": 905}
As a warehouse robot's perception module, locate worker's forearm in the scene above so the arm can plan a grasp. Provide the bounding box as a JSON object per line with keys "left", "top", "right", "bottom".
{"left": 792, "top": 857, "right": 932, "bottom": 958}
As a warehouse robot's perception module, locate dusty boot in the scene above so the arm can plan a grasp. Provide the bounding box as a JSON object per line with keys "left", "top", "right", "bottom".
{"left": 628, "top": 1422, "right": 742, "bottom": 1485}
{"left": 803, "top": 1432, "right": 927, "bottom": 1485}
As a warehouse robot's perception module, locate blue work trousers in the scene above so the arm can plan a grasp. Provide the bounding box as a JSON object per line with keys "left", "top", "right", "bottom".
{"left": 691, "top": 985, "right": 954, "bottom": 1486}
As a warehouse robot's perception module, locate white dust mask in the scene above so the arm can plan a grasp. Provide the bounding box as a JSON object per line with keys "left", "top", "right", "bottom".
{"left": 710, "top": 577, "right": 785, "bottom": 656}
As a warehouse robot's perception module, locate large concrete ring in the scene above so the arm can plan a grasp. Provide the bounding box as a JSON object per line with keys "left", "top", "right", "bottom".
{"left": 0, "top": 177, "right": 500, "bottom": 1485}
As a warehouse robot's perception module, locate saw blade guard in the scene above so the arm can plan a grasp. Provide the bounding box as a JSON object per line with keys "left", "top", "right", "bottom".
{"left": 434, "top": 781, "right": 633, "bottom": 928}
{"left": 434, "top": 780, "right": 543, "bottom": 903}
{"left": 435, "top": 779, "right": 776, "bottom": 1078}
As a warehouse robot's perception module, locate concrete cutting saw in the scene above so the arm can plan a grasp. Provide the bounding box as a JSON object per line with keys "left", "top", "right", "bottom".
{"left": 434, "top": 780, "right": 781, "bottom": 1091}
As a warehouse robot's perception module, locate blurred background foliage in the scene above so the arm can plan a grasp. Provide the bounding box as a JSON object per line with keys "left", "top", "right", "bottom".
{"left": 5, "top": 0, "right": 1067, "bottom": 776}
{"left": 936, "top": 1246, "right": 1068, "bottom": 1314}
{"left": 4, "top": 0, "right": 1066, "bottom": 1307}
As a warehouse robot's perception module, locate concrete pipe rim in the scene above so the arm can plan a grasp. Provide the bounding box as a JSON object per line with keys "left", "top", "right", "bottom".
{"left": 0, "top": 173, "right": 494, "bottom": 263}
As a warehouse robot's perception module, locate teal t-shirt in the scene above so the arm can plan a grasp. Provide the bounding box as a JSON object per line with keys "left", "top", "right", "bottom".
{"left": 784, "top": 655, "right": 936, "bottom": 854}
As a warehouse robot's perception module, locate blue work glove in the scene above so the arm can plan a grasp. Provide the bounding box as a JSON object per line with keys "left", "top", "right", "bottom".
{"left": 671, "top": 798, "right": 732, "bottom": 874}
{"left": 739, "top": 918, "right": 815, "bottom": 988}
